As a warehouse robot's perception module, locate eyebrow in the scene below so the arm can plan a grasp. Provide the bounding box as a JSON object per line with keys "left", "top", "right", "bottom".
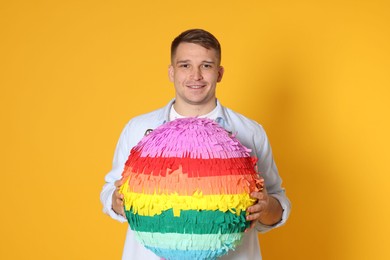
{"left": 176, "top": 60, "right": 216, "bottom": 65}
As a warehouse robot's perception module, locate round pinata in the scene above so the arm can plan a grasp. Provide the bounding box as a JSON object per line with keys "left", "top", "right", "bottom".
{"left": 119, "top": 117, "right": 263, "bottom": 260}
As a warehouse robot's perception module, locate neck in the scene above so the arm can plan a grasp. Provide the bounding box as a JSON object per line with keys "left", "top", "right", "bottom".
{"left": 173, "top": 99, "right": 217, "bottom": 117}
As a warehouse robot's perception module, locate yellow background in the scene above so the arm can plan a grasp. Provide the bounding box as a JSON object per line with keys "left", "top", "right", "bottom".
{"left": 1, "top": 0, "right": 389, "bottom": 259}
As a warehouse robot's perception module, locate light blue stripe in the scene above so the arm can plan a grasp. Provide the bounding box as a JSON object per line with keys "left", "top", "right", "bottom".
{"left": 135, "top": 231, "right": 243, "bottom": 251}
{"left": 145, "top": 245, "right": 230, "bottom": 260}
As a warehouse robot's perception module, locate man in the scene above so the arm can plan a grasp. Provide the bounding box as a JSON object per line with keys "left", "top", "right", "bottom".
{"left": 100, "top": 29, "right": 291, "bottom": 260}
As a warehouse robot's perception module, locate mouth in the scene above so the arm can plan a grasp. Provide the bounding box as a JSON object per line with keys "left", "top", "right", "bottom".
{"left": 186, "top": 84, "right": 206, "bottom": 89}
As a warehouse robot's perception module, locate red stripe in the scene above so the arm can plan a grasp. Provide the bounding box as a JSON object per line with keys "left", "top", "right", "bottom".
{"left": 123, "top": 150, "right": 257, "bottom": 178}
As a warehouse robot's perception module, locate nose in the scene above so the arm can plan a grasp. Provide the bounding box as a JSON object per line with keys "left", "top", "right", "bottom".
{"left": 192, "top": 67, "right": 203, "bottom": 80}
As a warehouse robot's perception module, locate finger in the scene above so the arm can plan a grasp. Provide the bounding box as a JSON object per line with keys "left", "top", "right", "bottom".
{"left": 246, "top": 212, "right": 260, "bottom": 222}
{"left": 251, "top": 199, "right": 269, "bottom": 211}
{"left": 115, "top": 195, "right": 124, "bottom": 203}
{"left": 114, "top": 179, "right": 124, "bottom": 187}
{"left": 114, "top": 190, "right": 124, "bottom": 200}
{"left": 250, "top": 191, "right": 265, "bottom": 200}
{"left": 112, "top": 199, "right": 124, "bottom": 215}
{"left": 118, "top": 200, "right": 126, "bottom": 216}
{"left": 247, "top": 204, "right": 256, "bottom": 214}
{"left": 247, "top": 201, "right": 263, "bottom": 213}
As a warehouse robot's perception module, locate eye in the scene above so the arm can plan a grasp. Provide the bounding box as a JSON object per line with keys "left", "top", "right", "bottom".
{"left": 179, "top": 64, "right": 190, "bottom": 68}
{"left": 202, "top": 64, "right": 213, "bottom": 69}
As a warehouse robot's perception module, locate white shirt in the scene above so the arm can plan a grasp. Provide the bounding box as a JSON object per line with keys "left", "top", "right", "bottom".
{"left": 169, "top": 103, "right": 219, "bottom": 121}
{"left": 100, "top": 99, "right": 291, "bottom": 260}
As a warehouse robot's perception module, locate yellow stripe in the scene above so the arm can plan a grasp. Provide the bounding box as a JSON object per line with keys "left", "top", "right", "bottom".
{"left": 120, "top": 181, "right": 256, "bottom": 217}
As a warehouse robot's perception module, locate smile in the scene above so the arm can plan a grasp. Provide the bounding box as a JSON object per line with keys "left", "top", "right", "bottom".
{"left": 187, "top": 85, "right": 205, "bottom": 89}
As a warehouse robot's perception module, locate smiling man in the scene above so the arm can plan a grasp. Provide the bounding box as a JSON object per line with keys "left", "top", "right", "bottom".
{"left": 169, "top": 41, "right": 224, "bottom": 116}
{"left": 100, "top": 29, "right": 291, "bottom": 260}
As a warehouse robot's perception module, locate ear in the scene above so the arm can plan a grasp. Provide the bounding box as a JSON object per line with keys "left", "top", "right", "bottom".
{"left": 168, "top": 65, "right": 174, "bottom": 82}
{"left": 217, "top": 66, "right": 224, "bottom": 82}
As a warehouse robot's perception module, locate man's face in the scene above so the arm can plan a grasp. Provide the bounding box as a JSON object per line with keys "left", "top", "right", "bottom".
{"left": 169, "top": 42, "right": 224, "bottom": 111}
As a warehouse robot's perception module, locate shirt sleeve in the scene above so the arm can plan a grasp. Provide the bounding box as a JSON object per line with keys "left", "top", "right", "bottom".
{"left": 253, "top": 125, "right": 291, "bottom": 233}
{"left": 100, "top": 122, "right": 133, "bottom": 223}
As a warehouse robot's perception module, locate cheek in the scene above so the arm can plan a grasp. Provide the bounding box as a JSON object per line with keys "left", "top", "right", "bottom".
{"left": 175, "top": 72, "right": 188, "bottom": 83}
{"left": 169, "top": 69, "right": 186, "bottom": 83}
{"left": 205, "top": 73, "right": 220, "bottom": 84}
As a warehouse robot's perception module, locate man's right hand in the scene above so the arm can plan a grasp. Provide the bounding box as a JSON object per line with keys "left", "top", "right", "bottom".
{"left": 112, "top": 179, "right": 126, "bottom": 217}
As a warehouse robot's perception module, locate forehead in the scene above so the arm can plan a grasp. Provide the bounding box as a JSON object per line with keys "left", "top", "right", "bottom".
{"left": 173, "top": 42, "right": 219, "bottom": 62}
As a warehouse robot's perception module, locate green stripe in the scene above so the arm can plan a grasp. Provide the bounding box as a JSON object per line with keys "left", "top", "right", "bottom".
{"left": 125, "top": 208, "right": 249, "bottom": 234}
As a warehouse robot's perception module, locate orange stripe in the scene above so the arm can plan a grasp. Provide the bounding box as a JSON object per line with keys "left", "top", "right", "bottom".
{"left": 122, "top": 167, "right": 263, "bottom": 195}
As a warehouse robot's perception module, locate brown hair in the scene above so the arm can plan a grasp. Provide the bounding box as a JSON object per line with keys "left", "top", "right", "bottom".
{"left": 171, "top": 29, "right": 221, "bottom": 63}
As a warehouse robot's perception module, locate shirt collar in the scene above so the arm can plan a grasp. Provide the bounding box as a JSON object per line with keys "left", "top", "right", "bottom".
{"left": 160, "top": 98, "right": 232, "bottom": 132}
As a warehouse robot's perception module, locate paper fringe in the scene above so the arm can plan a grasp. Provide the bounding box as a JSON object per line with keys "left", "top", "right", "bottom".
{"left": 118, "top": 118, "right": 261, "bottom": 259}
{"left": 125, "top": 208, "right": 249, "bottom": 234}
{"left": 136, "top": 231, "right": 244, "bottom": 251}
{"left": 122, "top": 171, "right": 263, "bottom": 195}
{"left": 123, "top": 150, "right": 258, "bottom": 178}
{"left": 132, "top": 118, "right": 252, "bottom": 160}
{"left": 121, "top": 182, "right": 256, "bottom": 217}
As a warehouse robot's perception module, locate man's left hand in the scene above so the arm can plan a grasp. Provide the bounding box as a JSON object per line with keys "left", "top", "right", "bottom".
{"left": 245, "top": 180, "right": 283, "bottom": 230}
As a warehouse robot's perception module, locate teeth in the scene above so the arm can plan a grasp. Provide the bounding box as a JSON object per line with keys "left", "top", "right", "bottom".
{"left": 188, "top": 85, "right": 203, "bottom": 89}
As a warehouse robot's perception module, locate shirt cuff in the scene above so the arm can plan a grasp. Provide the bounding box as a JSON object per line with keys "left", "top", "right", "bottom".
{"left": 255, "top": 193, "right": 291, "bottom": 233}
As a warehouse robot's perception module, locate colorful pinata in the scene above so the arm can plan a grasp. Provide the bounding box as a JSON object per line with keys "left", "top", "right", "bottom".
{"left": 119, "top": 117, "right": 262, "bottom": 260}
